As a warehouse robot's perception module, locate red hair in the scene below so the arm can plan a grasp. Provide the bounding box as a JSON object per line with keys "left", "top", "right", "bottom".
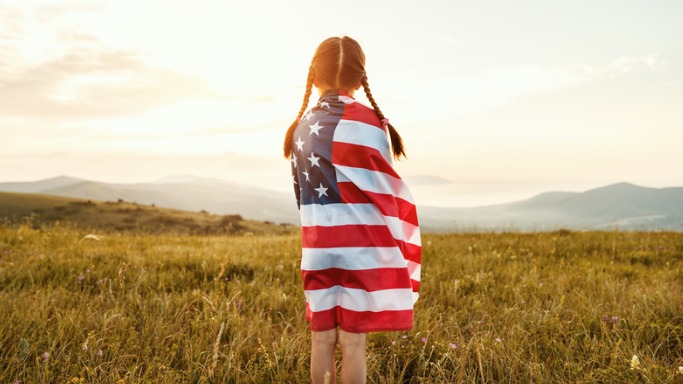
{"left": 283, "top": 36, "right": 405, "bottom": 160}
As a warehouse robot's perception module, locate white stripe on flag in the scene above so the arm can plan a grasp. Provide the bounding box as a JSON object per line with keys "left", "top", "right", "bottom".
{"left": 301, "top": 246, "right": 407, "bottom": 271}
{"left": 300, "top": 203, "right": 383, "bottom": 227}
{"left": 333, "top": 119, "right": 392, "bottom": 162}
{"left": 335, "top": 166, "right": 415, "bottom": 203}
{"left": 390, "top": 217, "right": 422, "bottom": 246}
{"left": 407, "top": 261, "right": 421, "bottom": 281}
{"left": 305, "top": 286, "right": 415, "bottom": 312}
{"left": 300, "top": 203, "right": 421, "bottom": 246}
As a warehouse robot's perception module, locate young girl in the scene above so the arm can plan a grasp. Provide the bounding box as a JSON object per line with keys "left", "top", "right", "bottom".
{"left": 284, "top": 36, "right": 422, "bottom": 384}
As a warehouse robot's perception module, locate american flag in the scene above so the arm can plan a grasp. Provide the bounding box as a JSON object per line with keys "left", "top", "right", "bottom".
{"left": 291, "top": 90, "right": 421, "bottom": 332}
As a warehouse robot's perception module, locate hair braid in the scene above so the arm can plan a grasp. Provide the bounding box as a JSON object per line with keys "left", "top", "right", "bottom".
{"left": 361, "top": 74, "right": 405, "bottom": 159}
{"left": 283, "top": 67, "right": 314, "bottom": 158}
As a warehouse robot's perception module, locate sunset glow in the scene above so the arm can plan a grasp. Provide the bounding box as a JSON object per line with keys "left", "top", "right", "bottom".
{"left": 2, "top": 0, "right": 682, "bottom": 206}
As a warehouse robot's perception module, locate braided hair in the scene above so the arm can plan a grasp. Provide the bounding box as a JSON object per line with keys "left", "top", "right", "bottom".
{"left": 282, "top": 67, "right": 314, "bottom": 158}
{"left": 283, "top": 36, "right": 405, "bottom": 159}
{"left": 361, "top": 73, "right": 405, "bottom": 159}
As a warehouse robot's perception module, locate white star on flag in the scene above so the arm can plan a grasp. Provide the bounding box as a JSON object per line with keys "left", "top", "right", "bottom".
{"left": 319, "top": 101, "right": 330, "bottom": 109}
{"left": 309, "top": 122, "right": 324, "bottom": 135}
{"left": 307, "top": 153, "right": 321, "bottom": 167}
{"left": 302, "top": 170, "right": 310, "bottom": 182}
{"left": 303, "top": 111, "right": 315, "bottom": 121}
{"left": 295, "top": 137, "right": 305, "bottom": 152}
{"left": 314, "top": 183, "right": 328, "bottom": 197}
{"left": 290, "top": 153, "right": 297, "bottom": 168}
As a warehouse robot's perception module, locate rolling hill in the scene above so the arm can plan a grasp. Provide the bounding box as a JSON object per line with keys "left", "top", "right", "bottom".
{"left": 0, "top": 191, "right": 295, "bottom": 235}
{"left": 1, "top": 176, "right": 682, "bottom": 231}
{"left": 0, "top": 191, "right": 82, "bottom": 218}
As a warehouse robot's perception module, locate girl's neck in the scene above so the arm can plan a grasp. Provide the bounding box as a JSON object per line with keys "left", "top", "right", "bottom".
{"left": 317, "top": 87, "right": 355, "bottom": 98}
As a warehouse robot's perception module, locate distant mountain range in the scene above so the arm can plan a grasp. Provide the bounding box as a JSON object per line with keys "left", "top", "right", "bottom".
{"left": 419, "top": 182, "right": 683, "bottom": 231}
{"left": 1, "top": 176, "right": 681, "bottom": 231}
{"left": 0, "top": 175, "right": 298, "bottom": 224}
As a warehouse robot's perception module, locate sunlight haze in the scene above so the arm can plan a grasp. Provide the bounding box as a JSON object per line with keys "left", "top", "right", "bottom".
{"left": 1, "top": 0, "right": 682, "bottom": 207}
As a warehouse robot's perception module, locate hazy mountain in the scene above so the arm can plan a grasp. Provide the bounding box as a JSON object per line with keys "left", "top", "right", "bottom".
{"left": 152, "top": 175, "right": 232, "bottom": 184}
{"left": 0, "top": 175, "right": 85, "bottom": 193}
{"left": 420, "top": 182, "right": 683, "bottom": 231}
{"left": 0, "top": 176, "right": 298, "bottom": 223}
{"left": 1, "top": 176, "right": 681, "bottom": 231}
{"left": 403, "top": 174, "right": 452, "bottom": 186}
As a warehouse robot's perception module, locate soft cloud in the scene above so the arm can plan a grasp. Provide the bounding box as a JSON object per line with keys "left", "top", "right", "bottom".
{"left": 0, "top": 0, "right": 292, "bottom": 161}
{"left": 453, "top": 65, "right": 583, "bottom": 115}
{"left": 376, "top": 64, "right": 585, "bottom": 125}
{"left": 607, "top": 53, "right": 666, "bottom": 76}
{"left": 0, "top": 150, "right": 291, "bottom": 188}
{"left": 0, "top": 1, "right": 221, "bottom": 121}
{"left": 381, "top": 51, "right": 669, "bottom": 126}
{"left": 573, "top": 53, "right": 667, "bottom": 80}
{"left": 1, "top": 0, "right": 681, "bottom": 199}
{"left": 0, "top": 49, "right": 218, "bottom": 119}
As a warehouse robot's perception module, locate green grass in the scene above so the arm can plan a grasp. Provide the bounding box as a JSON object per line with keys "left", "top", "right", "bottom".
{"left": 0, "top": 223, "right": 681, "bottom": 383}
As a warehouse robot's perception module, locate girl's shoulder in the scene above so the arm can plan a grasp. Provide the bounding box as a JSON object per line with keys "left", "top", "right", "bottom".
{"left": 341, "top": 99, "right": 383, "bottom": 129}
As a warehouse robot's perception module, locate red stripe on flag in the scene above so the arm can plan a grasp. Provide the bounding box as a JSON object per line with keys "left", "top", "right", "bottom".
{"left": 402, "top": 242, "right": 422, "bottom": 265}
{"left": 341, "top": 103, "right": 385, "bottom": 129}
{"left": 306, "top": 305, "right": 413, "bottom": 332}
{"left": 338, "top": 182, "right": 418, "bottom": 226}
{"left": 411, "top": 279, "right": 420, "bottom": 292}
{"left": 302, "top": 225, "right": 397, "bottom": 248}
{"left": 332, "top": 142, "right": 398, "bottom": 178}
{"left": 301, "top": 268, "right": 412, "bottom": 292}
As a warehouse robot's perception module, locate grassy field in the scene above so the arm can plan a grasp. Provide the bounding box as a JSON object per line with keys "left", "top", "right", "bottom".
{"left": 0, "top": 221, "right": 682, "bottom": 383}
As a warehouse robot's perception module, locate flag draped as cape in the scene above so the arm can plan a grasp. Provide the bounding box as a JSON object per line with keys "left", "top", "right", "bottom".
{"left": 290, "top": 90, "right": 421, "bottom": 332}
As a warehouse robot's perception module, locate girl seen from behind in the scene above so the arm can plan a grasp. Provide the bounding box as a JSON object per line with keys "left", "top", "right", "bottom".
{"left": 284, "top": 36, "right": 422, "bottom": 384}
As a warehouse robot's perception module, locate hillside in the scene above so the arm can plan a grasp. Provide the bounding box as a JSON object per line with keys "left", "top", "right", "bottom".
{"left": 2, "top": 176, "right": 683, "bottom": 231}
{"left": 0, "top": 192, "right": 82, "bottom": 218}
{"left": 0, "top": 191, "right": 295, "bottom": 235}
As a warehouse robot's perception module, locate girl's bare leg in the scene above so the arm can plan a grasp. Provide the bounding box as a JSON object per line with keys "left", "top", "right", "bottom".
{"left": 311, "top": 329, "right": 338, "bottom": 384}
{"left": 339, "top": 330, "right": 367, "bottom": 384}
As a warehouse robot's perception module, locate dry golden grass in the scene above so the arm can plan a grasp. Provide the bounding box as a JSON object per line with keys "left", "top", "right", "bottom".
{"left": 1, "top": 222, "right": 681, "bottom": 383}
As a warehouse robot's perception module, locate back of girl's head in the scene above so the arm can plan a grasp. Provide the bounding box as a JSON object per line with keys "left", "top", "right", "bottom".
{"left": 284, "top": 36, "right": 405, "bottom": 160}
{"left": 312, "top": 36, "right": 365, "bottom": 90}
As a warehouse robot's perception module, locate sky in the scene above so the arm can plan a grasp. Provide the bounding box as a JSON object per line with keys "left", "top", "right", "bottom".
{"left": 1, "top": 0, "right": 682, "bottom": 207}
